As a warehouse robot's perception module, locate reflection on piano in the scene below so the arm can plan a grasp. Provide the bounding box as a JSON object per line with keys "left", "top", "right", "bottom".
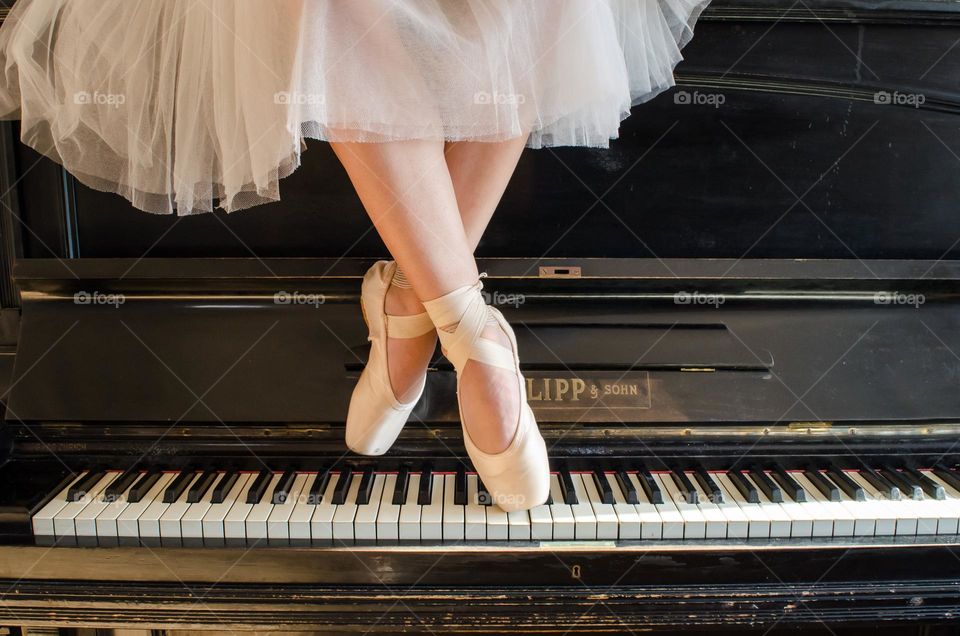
{"left": 3, "top": 0, "right": 960, "bottom": 632}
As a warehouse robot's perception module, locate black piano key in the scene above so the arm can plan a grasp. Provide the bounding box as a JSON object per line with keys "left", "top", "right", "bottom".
{"left": 68, "top": 470, "right": 105, "bottom": 502}
{"left": 804, "top": 468, "right": 840, "bottom": 501}
{"left": 416, "top": 468, "right": 433, "bottom": 506}
{"left": 858, "top": 466, "right": 900, "bottom": 500}
{"left": 355, "top": 471, "right": 375, "bottom": 505}
{"left": 163, "top": 470, "right": 198, "bottom": 504}
{"left": 332, "top": 469, "right": 353, "bottom": 505}
{"left": 933, "top": 464, "right": 960, "bottom": 493}
{"left": 559, "top": 471, "right": 578, "bottom": 505}
{"left": 104, "top": 468, "right": 140, "bottom": 500}
{"left": 825, "top": 465, "right": 865, "bottom": 501}
{"left": 454, "top": 469, "right": 467, "bottom": 506}
{"left": 187, "top": 470, "right": 219, "bottom": 503}
{"left": 270, "top": 471, "right": 296, "bottom": 504}
{"left": 477, "top": 478, "right": 492, "bottom": 506}
{"left": 392, "top": 467, "right": 410, "bottom": 506}
{"left": 615, "top": 470, "right": 639, "bottom": 504}
{"left": 636, "top": 467, "right": 663, "bottom": 504}
{"left": 904, "top": 467, "right": 945, "bottom": 500}
{"left": 879, "top": 467, "right": 922, "bottom": 500}
{"left": 770, "top": 467, "right": 806, "bottom": 502}
{"left": 309, "top": 470, "right": 333, "bottom": 505}
{"left": 749, "top": 468, "right": 783, "bottom": 503}
{"left": 245, "top": 470, "right": 272, "bottom": 504}
{"left": 210, "top": 471, "right": 239, "bottom": 504}
{"left": 127, "top": 471, "right": 161, "bottom": 503}
{"left": 727, "top": 470, "right": 758, "bottom": 504}
{"left": 671, "top": 470, "right": 698, "bottom": 504}
{"left": 693, "top": 468, "right": 723, "bottom": 504}
{"left": 593, "top": 471, "right": 614, "bottom": 504}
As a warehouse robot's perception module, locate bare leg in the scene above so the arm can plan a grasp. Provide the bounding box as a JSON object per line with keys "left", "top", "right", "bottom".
{"left": 333, "top": 135, "right": 529, "bottom": 453}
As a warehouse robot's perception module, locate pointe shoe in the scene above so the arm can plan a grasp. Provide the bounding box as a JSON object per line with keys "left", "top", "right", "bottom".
{"left": 423, "top": 280, "right": 550, "bottom": 512}
{"left": 345, "top": 260, "right": 435, "bottom": 456}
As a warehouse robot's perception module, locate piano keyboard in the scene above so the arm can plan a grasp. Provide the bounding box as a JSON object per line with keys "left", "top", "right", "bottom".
{"left": 32, "top": 465, "right": 960, "bottom": 546}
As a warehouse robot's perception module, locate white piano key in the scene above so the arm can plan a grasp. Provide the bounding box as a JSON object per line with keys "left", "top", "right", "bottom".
{"left": 685, "top": 473, "right": 728, "bottom": 539}
{"left": 793, "top": 472, "right": 855, "bottom": 537}
{"left": 570, "top": 473, "right": 598, "bottom": 540}
{"left": 605, "top": 473, "right": 641, "bottom": 540}
{"left": 708, "top": 473, "right": 750, "bottom": 539}
{"left": 202, "top": 473, "right": 252, "bottom": 545}
{"left": 354, "top": 474, "right": 386, "bottom": 542}
{"left": 464, "top": 474, "right": 487, "bottom": 541}
{"left": 716, "top": 472, "right": 771, "bottom": 538}
{"left": 73, "top": 471, "right": 124, "bottom": 544}
{"left": 831, "top": 471, "right": 895, "bottom": 536}
{"left": 33, "top": 472, "right": 87, "bottom": 541}
{"left": 331, "top": 472, "right": 361, "bottom": 542}
{"left": 849, "top": 471, "right": 918, "bottom": 536}
{"left": 580, "top": 473, "right": 618, "bottom": 540}
{"left": 376, "top": 473, "right": 401, "bottom": 541}
{"left": 441, "top": 474, "right": 465, "bottom": 541}
{"left": 398, "top": 473, "right": 422, "bottom": 541}
{"left": 419, "top": 474, "right": 444, "bottom": 541}
{"left": 508, "top": 508, "right": 531, "bottom": 541}
{"left": 180, "top": 473, "right": 224, "bottom": 545}
{"left": 116, "top": 473, "right": 176, "bottom": 544}
{"left": 656, "top": 472, "right": 706, "bottom": 539}
{"left": 54, "top": 472, "right": 117, "bottom": 544}
{"left": 626, "top": 472, "right": 667, "bottom": 540}
{"left": 159, "top": 472, "right": 203, "bottom": 546}
{"left": 546, "top": 474, "right": 575, "bottom": 540}
{"left": 310, "top": 472, "right": 342, "bottom": 542}
{"left": 485, "top": 486, "right": 510, "bottom": 541}
{"left": 223, "top": 472, "right": 261, "bottom": 544}
{"left": 245, "top": 473, "right": 284, "bottom": 543}
{"left": 267, "top": 473, "right": 309, "bottom": 544}
{"left": 529, "top": 496, "right": 554, "bottom": 541}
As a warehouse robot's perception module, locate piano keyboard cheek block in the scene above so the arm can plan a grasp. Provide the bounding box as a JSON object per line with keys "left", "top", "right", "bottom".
{"left": 5, "top": 0, "right": 960, "bottom": 631}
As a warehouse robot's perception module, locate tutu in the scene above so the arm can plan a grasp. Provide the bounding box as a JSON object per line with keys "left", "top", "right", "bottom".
{"left": 0, "top": 0, "right": 710, "bottom": 215}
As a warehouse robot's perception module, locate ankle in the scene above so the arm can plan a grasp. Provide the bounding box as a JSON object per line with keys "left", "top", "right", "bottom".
{"left": 385, "top": 281, "right": 426, "bottom": 316}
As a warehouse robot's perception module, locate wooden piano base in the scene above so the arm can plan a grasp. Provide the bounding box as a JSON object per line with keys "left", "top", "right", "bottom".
{"left": 2, "top": 540, "right": 960, "bottom": 632}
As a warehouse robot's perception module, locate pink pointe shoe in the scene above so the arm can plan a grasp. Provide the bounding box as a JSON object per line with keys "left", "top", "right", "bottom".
{"left": 422, "top": 279, "right": 550, "bottom": 512}
{"left": 345, "top": 261, "right": 435, "bottom": 456}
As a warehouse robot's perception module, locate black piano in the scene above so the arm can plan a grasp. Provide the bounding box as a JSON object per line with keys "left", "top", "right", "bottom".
{"left": 2, "top": 0, "right": 960, "bottom": 633}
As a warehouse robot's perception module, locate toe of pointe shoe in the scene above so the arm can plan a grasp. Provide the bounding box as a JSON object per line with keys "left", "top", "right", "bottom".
{"left": 467, "top": 408, "right": 551, "bottom": 512}
{"left": 345, "top": 371, "right": 417, "bottom": 456}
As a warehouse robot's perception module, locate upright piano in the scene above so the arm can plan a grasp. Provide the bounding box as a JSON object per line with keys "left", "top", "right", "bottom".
{"left": 2, "top": 0, "right": 960, "bottom": 633}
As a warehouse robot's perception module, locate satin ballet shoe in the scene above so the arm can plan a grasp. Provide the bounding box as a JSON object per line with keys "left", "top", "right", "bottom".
{"left": 422, "top": 280, "right": 550, "bottom": 512}
{"left": 345, "top": 260, "right": 435, "bottom": 456}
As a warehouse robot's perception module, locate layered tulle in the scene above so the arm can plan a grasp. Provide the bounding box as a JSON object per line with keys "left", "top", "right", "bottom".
{"left": 0, "top": 0, "right": 710, "bottom": 215}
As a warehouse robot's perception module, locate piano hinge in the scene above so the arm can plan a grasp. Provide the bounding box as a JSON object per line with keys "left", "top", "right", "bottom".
{"left": 539, "top": 266, "right": 582, "bottom": 279}
{"left": 788, "top": 421, "right": 834, "bottom": 429}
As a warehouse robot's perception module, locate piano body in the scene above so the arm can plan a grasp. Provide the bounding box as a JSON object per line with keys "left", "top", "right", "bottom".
{"left": 2, "top": 0, "right": 960, "bottom": 632}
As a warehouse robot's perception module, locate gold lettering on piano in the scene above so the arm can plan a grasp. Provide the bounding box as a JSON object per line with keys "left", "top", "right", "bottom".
{"left": 525, "top": 372, "right": 652, "bottom": 418}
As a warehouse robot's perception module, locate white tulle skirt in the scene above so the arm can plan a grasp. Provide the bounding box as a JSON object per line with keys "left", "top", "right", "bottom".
{"left": 0, "top": 0, "right": 710, "bottom": 215}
